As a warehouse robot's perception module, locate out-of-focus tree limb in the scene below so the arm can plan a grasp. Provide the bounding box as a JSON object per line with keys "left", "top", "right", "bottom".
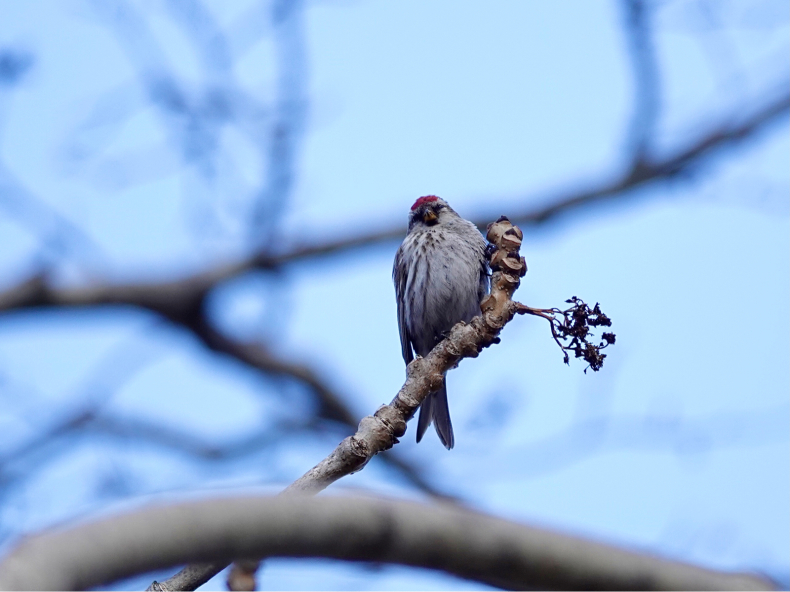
{"left": 0, "top": 274, "right": 355, "bottom": 423}
{"left": 258, "top": 90, "right": 789, "bottom": 267}
{"left": 621, "top": 0, "right": 661, "bottom": 160}
{"left": 0, "top": 495, "right": 776, "bottom": 591}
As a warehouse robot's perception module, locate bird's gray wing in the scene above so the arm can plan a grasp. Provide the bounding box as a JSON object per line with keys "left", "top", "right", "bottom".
{"left": 477, "top": 233, "right": 491, "bottom": 302}
{"left": 393, "top": 247, "right": 414, "bottom": 365}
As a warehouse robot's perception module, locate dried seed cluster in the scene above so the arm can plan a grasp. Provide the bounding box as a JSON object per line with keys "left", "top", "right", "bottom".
{"left": 558, "top": 296, "right": 615, "bottom": 372}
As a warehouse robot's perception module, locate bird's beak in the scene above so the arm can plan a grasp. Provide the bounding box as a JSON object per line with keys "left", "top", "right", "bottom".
{"left": 422, "top": 210, "right": 438, "bottom": 224}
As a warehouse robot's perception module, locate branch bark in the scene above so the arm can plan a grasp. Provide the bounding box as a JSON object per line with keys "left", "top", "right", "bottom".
{"left": 0, "top": 495, "right": 775, "bottom": 591}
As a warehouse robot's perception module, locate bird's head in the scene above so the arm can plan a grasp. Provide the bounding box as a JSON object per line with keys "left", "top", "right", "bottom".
{"left": 407, "top": 195, "right": 453, "bottom": 230}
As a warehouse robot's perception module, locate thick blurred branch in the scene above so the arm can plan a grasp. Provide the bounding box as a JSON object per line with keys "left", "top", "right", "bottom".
{"left": 258, "top": 90, "right": 789, "bottom": 267}
{"left": 0, "top": 495, "right": 775, "bottom": 591}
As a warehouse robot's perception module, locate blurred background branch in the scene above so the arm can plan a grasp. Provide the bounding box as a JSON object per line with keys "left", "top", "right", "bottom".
{"left": 0, "top": 496, "right": 777, "bottom": 591}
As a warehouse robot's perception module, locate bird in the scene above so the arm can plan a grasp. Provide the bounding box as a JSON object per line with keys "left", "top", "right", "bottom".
{"left": 393, "top": 195, "right": 489, "bottom": 449}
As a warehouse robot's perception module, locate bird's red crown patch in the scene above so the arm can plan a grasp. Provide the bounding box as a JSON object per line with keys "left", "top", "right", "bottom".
{"left": 411, "top": 195, "right": 439, "bottom": 211}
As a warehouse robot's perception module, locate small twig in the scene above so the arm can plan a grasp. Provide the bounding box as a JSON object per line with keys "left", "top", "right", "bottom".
{"left": 522, "top": 304, "right": 571, "bottom": 353}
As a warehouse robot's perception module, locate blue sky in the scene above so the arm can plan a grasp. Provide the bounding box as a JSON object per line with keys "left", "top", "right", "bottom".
{"left": 0, "top": 1, "right": 788, "bottom": 589}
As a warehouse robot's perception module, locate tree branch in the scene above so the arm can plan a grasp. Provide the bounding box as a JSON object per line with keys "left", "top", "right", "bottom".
{"left": 257, "top": 90, "right": 788, "bottom": 267}
{"left": 0, "top": 495, "right": 775, "bottom": 591}
{"left": 0, "top": 271, "right": 361, "bottom": 417}
{"left": 621, "top": 0, "right": 661, "bottom": 161}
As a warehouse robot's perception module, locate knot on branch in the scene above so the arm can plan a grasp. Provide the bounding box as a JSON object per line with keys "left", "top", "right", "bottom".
{"left": 373, "top": 404, "right": 407, "bottom": 440}
{"left": 480, "top": 291, "right": 508, "bottom": 315}
{"left": 486, "top": 217, "right": 527, "bottom": 282}
{"left": 402, "top": 358, "right": 445, "bottom": 408}
{"left": 486, "top": 217, "right": 527, "bottom": 290}
{"left": 345, "top": 434, "right": 373, "bottom": 466}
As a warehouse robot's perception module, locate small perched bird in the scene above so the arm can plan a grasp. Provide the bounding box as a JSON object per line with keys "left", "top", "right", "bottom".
{"left": 393, "top": 196, "right": 489, "bottom": 449}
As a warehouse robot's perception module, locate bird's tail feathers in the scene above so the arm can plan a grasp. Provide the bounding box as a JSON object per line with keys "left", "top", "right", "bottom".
{"left": 416, "top": 389, "right": 433, "bottom": 444}
{"left": 415, "top": 380, "right": 454, "bottom": 450}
